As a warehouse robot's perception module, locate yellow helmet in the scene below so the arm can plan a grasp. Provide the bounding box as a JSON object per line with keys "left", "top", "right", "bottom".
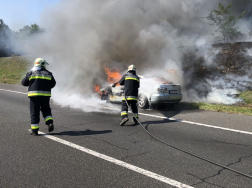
{"left": 128, "top": 64, "right": 136, "bottom": 72}
{"left": 34, "top": 58, "right": 49, "bottom": 68}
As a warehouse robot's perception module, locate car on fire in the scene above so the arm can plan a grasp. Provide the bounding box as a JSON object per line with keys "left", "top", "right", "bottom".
{"left": 100, "top": 76, "right": 182, "bottom": 109}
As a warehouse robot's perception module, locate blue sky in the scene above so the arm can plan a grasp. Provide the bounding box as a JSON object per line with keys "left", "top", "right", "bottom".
{"left": 0, "top": 0, "right": 62, "bottom": 31}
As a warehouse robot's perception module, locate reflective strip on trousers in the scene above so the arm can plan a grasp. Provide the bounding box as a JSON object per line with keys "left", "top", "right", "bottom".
{"left": 121, "top": 111, "right": 128, "bottom": 116}
{"left": 133, "top": 113, "right": 138, "bottom": 118}
{"left": 122, "top": 96, "right": 138, "bottom": 101}
{"left": 45, "top": 116, "right": 53, "bottom": 122}
{"left": 31, "top": 124, "right": 39, "bottom": 129}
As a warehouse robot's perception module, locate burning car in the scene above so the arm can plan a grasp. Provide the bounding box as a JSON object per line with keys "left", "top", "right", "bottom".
{"left": 100, "top": 76, "right": 182, "bottom": 109}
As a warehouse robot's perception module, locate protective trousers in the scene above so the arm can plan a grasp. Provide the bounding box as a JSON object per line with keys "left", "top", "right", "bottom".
{"left": 121, "top": 100, "right": 138, "bottom": 119}
{"left": 30, "top": 97, "right": 53, "bottom": 131}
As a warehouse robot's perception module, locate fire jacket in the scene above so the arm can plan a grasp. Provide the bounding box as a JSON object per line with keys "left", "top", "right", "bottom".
{"left": 21, "top": 68, "right": 56, "bottom": 97}
{"left": 118, "top": 72, "right": 140, "bottom": 101}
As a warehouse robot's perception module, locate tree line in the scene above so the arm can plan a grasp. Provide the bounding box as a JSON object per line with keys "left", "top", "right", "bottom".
{"left": 205, "top": 3, "right": 248, "bottom": 43}
{"left": 0, "top": 3, "right": 251, "bottom": 57}
{"left": 0, "top": 19, "right": 44, "bottom": 57}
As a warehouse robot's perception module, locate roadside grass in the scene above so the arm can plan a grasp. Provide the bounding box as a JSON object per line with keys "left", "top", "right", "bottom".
{"left": 239, "top": 91, "right": 252, "bottom": 104}
{"left": 0, "top": 56, "right": 32, "bottom": 84}
{"left": 0, "top": 56, "right": 251, "bottom": 115}
{"left": 180, "top": 92, "right": 252, "bottom": 116}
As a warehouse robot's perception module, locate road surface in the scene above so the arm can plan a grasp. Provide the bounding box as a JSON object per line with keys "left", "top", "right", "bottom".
{"left": 1, "top": 83, "right": 252, "bottom": 188}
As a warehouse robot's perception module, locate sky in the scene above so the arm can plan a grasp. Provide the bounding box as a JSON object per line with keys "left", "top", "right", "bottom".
{"left": 0, "top": 0, "right": 62, "bottom": 31}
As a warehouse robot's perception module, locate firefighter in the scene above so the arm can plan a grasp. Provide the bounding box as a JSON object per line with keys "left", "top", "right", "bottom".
{"left": 21, "top": 58, "right": 56, "bottom": 135}
{"left": 112, "top": 65, "right": 140, "bottom": 126}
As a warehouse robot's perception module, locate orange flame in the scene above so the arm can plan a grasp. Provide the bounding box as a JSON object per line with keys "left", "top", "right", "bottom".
{"left": 104, "top": 67, "right": 122, "bottom": 84}
{"left": 94, "top": 85, "right": 100, "bottom": 94}
{"left": 167, "top": 69, "right": 177, "bottom": 74}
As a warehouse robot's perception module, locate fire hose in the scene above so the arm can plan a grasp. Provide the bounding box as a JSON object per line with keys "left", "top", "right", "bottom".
{"left": 122, "top": 89, "right": 252, "bottom": 180}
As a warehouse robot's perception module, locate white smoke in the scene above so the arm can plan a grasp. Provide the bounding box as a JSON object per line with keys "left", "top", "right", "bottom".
{"left": 246, "top": 48, "right": 252, "bottom": 56}
{"left": 18, "top": 0, "right": 251, "bottom": 110}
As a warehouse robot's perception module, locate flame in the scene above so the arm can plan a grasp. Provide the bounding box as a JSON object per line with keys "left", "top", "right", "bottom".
{"left": 104, "top": 67, "right": 122, "bottom": 84}
{"left": 167, "top": 69, "right": 177, "bottom": 74}
{"left": 94, "top": 85, "right": 100, "bottom": 93}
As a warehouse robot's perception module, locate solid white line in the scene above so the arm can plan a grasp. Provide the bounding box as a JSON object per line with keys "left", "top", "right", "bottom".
{"left": 39, "top": 131, "right": 193, "bottom": 188}
{"left": 0, "top": 89, "right": 27, "bottom": 95}
{"left": 103, "top": 106, "right": 252, "bottom": 136}
{"left": 2, "top": 88, "right": 252, "bottom": 135}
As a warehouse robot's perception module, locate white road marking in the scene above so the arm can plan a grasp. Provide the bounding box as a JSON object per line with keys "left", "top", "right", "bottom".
{"left": 2, "top": 87, "right": 192, "bottom": 186}
{"left": 103, "top": 106, "right": 252, "bottom": 135}
{"left": 39, "top": 131, "right": 193, "bottom": 188}
{"left": 0, "top": 89, "right": 27, "bottom": 95}
{"left": 1, "top": 88, "right": 252, "bottom": 135}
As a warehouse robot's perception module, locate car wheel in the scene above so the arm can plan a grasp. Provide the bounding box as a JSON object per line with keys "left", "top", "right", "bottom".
{"left": 138, "top": 95, "right": 149, "bottom": 109}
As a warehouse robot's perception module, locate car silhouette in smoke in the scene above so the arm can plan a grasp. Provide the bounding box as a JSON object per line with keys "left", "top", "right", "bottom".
{"left": 100, "top": 76, "right": 182, "bottom": 109}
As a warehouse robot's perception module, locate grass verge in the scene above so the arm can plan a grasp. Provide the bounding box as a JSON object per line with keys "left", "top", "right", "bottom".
{"left": 0, "top": 56, "right": 32, "bottom": 84}
{"left": 180, "top": 91, "right": 252, "bottom": 116}
{"left": 0, "top": 56, "right": 251, "bottom": 116}
{"left": 180, "top": 101, "right": 252, "bottom": 116}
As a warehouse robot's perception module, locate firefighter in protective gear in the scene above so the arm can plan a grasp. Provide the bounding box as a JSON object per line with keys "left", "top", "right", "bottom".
{"left": 112, "top": 65, "right": 140, "bottom": 126}
{"left": 21, "top": 58, "right": 56, "bottom": 135}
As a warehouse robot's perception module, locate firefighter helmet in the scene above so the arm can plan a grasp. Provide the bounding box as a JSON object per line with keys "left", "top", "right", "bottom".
{"left": 34, "top": 58, "right": 49, "bottom": 68}
{"left": 128, "top": 64, "right": 136, "bottom": 72}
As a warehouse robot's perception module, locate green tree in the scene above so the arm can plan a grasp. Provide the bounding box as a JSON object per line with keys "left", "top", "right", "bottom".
{"left": 0, "top": 19, "right": 13, "bottom": 56}
{"left": 206, "top": 3, "right": 246, "bottom": 42}
{"left": 18, "top": 23, "right": 44, "bottom": 39}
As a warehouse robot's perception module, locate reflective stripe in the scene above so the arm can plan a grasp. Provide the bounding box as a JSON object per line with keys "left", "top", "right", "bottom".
{"left": 125, "top": 77, "right": 139, "bottom": 82}
{"left": 45, "top": 116, "right": 53, "bottom": 122}
{"left": 28, "top": 91, "right": 51, "bottom": 97}
{"left": 134, "top": 113, "right": 138, "bottom": 117}
{"left": 28, "top": 90, "right": 51, "bottom": 94}
{"left": 29, "top": 76, "right": 52, "bottom": 81}
{"left": 121, "top": 111, "right": 128, "bottom": 116}
{"left": 122, "top": 96, "right": 138, "bottom": 101}
{"left": 31, "top": 124, "right": 39, "bottom": 129}
{"left": 28, "top": 93, "right": 51, "bottom": 97}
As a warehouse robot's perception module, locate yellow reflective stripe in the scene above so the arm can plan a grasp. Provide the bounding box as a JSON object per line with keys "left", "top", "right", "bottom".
{"left": 125, "top": 77, "right": 139, "bottom": 82}
{"left": 121, "top": 113, "right": 128, "bottom": 116}
{"left": 122, "top": 98, "right": 138, "bottom": 101}
{"left": 29, "top": 76, "right": 51, "bottom": 81}
{"left": 31, "top": 126, "right": 39, "bottom": 129}
{"left": 28, "top": 93, "right": 51, "bottom": 97}
{"left": 45, "top": 117, "right": 53, "bottom": 122}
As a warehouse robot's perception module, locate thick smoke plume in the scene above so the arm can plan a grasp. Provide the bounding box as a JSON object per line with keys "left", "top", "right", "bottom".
{"left": 19, "top": 0, "right": 252, "bottom": 111}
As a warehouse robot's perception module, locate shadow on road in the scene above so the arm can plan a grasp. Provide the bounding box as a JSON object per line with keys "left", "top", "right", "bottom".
{"left": 49, "top": 129, "right": 112, "bottom": 136}
{"left": 141, "top": 119, "right": 178, "bottom": 126}
{"left": 151, "top": 102, "right": 201, "bottom": 119}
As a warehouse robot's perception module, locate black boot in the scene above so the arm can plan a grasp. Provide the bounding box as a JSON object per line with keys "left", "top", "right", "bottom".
{"left": 120, "top": 117, "right": 129, "bottom": 126}
{"left": 132, "top": 117, "right": 139, "bottom": 125}
{"left": 29, "top": 129, "right": 38, "bottom": 136}
{"left": 48, "top": 124, "right": 54, "bottom": 132}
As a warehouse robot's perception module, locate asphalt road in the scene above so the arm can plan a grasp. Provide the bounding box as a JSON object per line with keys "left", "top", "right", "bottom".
{"left": 1, "top": 83, "right": 252, "bottom": 188}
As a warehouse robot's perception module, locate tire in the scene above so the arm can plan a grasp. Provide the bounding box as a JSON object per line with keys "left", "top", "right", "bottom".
{"left": 138, "top": 95, "right": 149, "bottom": 109}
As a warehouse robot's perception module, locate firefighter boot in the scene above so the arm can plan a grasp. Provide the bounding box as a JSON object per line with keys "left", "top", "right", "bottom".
{"left": 48, "top": 123, "right": 54, "bottom": 132}
{"left": 29, "top": 129, "right": 38, "bottom": 136}
{"left": 132, "top": 117, "right": 139, "bottom": 125}
{"left": 120, "top": 117, "right": 129, "bottom": 126}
